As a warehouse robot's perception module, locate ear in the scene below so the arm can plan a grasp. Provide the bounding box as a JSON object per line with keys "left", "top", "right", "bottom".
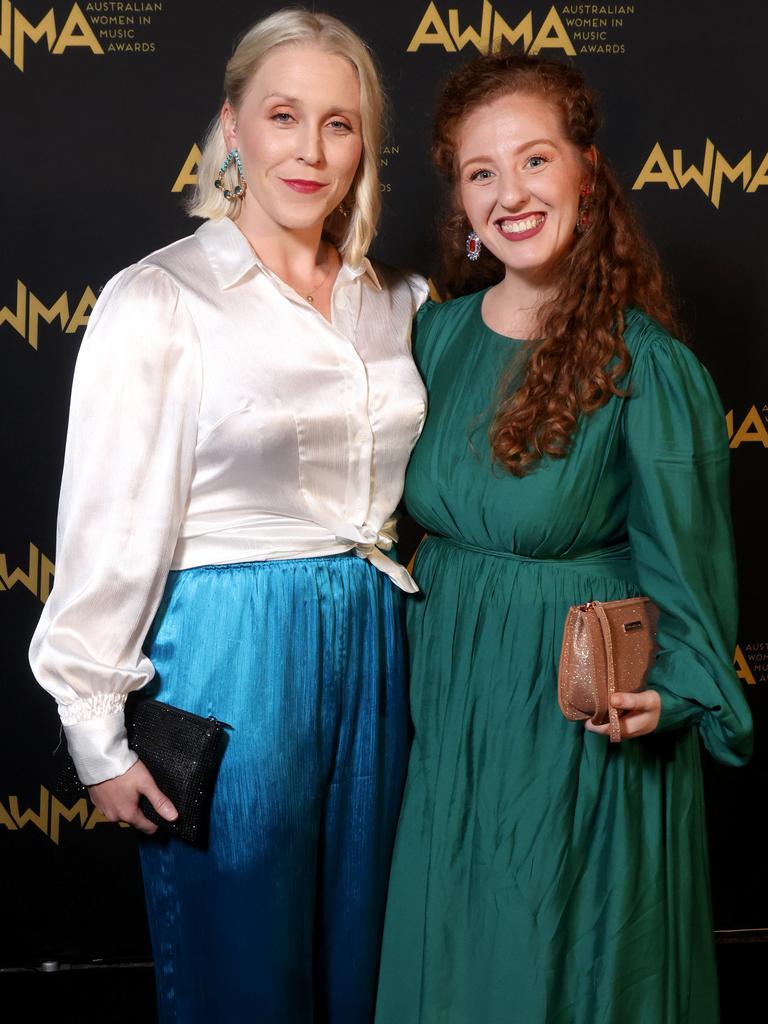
{"left": 221, "top": 102, "right": 238, "bottom": 152}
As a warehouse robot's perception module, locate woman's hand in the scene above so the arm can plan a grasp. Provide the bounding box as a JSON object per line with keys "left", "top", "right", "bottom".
{"left": 88, "top": 760, "right": 178, "bottom": 834}
{"left": 584, "top": 690, "right": 662, "bottom": 740}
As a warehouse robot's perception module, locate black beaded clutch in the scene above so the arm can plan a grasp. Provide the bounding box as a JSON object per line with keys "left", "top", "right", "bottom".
{"left": 126, "top": 697, "right": 230, "bottom": 846}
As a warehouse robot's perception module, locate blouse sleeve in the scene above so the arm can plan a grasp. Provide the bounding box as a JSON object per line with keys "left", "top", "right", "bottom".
{"left": 405, "top": 272, "right": 431, "bottom": 324}
{"left": 29, "top": 264, "right": 203, "bottom": 785}
{"left": 624, "top": 328, "right": 753, "bottom": 766}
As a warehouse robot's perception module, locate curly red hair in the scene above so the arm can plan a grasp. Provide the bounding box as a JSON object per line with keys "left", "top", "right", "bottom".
{"left": 432, "top": 53, "right": 682, "bottom": 476}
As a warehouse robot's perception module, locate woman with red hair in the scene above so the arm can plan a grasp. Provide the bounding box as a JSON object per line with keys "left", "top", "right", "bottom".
{"left": 376, "top": 54, "right": 752, "bottom": 1023}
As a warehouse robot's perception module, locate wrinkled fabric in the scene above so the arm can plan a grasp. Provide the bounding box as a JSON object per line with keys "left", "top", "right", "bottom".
{"left": 140, "top": 554, "right": 410, "bottom": 1024}
{"left": 376, "top": 292, "right": 752, "bottom": 1024}
{"left": 29, "top": 216, "right": 426, "bottom": 783}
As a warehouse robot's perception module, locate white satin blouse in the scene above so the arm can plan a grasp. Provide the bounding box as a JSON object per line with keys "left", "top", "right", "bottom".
{"left": 30, "top": 217, "right": 428, "bottom": 785}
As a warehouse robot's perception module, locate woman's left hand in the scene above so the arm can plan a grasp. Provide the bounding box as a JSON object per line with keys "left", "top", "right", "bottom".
{"left": 584, "top": 690, "right": 661, "bottom": 740}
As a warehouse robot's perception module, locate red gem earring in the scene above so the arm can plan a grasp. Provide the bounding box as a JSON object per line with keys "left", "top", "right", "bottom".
{"left": 466, "top": 230, "right": 482, "bottom": 261}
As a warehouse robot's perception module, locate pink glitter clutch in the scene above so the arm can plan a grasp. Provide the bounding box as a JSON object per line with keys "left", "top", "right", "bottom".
{"left": 558, "top": 597, "right": 659, "bottom": 742}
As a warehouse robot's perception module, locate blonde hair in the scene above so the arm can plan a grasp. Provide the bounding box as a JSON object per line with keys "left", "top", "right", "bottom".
{"left": 188, "top": 8, "right": 384, "bottom": 267}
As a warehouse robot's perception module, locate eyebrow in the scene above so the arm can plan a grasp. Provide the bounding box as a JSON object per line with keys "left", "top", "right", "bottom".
{"left": 262, "top": 93, "right": 299, "bottom": 105}
{"left": 459, "top": 137, "right": 558, "bottom": 172}
{"left": 261, "top": 92, "right": 360, "bottom": 118}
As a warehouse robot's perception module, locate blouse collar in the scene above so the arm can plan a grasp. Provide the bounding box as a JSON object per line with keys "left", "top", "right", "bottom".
{"left": 195, "top": 216, "right": 381, "bottom": 293}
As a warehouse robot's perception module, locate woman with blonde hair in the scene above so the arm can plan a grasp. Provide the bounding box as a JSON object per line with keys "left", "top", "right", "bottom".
{"left": 30, "top": 9, "right": 427, "bottom": 1022}
{"left": 376, "top": 53, "right": 752, "bottom": 1023}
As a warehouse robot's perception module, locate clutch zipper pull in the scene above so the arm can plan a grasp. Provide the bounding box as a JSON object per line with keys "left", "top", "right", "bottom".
{"left": 208, "top": 716, "right": 234, "bottom": 730}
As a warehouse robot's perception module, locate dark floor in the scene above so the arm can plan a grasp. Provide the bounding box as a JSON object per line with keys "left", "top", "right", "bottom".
{"left": 1, "top": 942, "right": 765, "bottom": 1021}
{"left": 0, "top": 961, "right": 156, "bottom": 1023}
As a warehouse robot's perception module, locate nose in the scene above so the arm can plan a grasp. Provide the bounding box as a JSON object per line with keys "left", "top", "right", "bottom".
{"left": 497, "top": 170, "right": 529, "bottom": 211}
{"left": 297, "top": 123, "right": 323, "bottom": 166}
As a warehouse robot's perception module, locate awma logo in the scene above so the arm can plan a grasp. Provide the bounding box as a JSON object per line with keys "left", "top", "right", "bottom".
{"left": 0, "top": 1, "right": 103, "bottom": 72}
{"left": 726, "top": 406, "right": 768, "bottom": 449}
{"left": 0, "top": 786, "right": 129, "bottom": 844}
{"left": 406, "top": 2, "right": 575, "bottom": 55}
{"left": 0, "top": 281, "right": 96, "bottom": 349}
{"left": 632, "top": 141, "right": 768, "bottom": 209}
{"left": 0, "top": 543, "right": 55, "bottom": 603}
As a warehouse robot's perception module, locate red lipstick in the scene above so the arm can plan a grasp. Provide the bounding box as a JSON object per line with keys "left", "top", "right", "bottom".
{"left": 280, "top": 178, "right": 328, "bottom": 194}
{"left": 495, "top": 212, "right": 547, "bottom": 242}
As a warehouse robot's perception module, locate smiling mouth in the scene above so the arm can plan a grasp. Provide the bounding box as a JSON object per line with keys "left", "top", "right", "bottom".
{"left": 495, "top": 213, "right": 547, "bottom": 237}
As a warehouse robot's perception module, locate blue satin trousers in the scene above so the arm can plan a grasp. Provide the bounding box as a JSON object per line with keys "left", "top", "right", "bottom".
{"left": 138, "top": 554, "right": 410, "bottom": 1023}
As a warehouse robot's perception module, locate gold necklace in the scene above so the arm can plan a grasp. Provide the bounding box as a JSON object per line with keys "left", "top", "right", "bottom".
{"left": 305, "top": 247, "right": 335, "bottom": 304}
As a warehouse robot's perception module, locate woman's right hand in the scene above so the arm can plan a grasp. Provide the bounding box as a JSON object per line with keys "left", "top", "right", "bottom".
{"left": 88, "top": 760, "right": 178, "bottom": 835}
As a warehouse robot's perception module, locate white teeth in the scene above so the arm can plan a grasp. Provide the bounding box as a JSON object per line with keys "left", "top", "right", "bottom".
{"left": 499, "top": 215, "right": 545, "bottom": 234}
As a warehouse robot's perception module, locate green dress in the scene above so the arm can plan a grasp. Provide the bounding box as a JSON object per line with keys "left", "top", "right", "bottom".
{"left": 375, "top": 292, "right": 752, "bottom": 1024}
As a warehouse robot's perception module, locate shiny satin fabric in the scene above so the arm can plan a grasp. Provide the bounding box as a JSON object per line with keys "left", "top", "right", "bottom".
{"left": 139, "top": 554, "right": 410, "bottom": 1024}
{"left": 29, "top": 216, "right": 427, "bottom": 784}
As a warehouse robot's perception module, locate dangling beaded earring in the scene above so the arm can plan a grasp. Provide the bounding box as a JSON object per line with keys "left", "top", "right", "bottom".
{"left": 466, "top": 230, "right": 482, "bottom": 261}
{"left": 338, "top": 201, "right": 350, "bottom": 218}
{"left": 576, "top": 183, "right": 593, "bottom": 233}
{"left": 214, "top": 148, "right": 247, "bottom": 203}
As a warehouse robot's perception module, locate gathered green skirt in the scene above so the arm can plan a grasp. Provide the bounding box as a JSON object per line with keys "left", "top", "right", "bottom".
{"left": 375, "top": 535, "right": 717, "bottom": 1024}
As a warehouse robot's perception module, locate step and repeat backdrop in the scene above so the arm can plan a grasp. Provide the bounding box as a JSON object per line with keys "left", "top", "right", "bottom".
{"left": 1, "top": 1, "right": 765, "bottom": 963}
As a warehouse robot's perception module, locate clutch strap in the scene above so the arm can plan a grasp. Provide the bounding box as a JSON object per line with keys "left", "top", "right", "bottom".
{"left": 593, "top": 601, "right": 622, "bottom": 743}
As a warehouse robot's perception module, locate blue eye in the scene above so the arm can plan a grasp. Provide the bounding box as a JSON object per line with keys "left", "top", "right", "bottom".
{"left": 272, "top": 112, "right": 294, "bottom": 124}
{"left": 469, "top": 169, "right": 493, "bottom": 182}
{"left": 328, "top": 120, "right": 352, "bottom": 131}
{"left": 527, "top": 155, "right": 548, "bottom": 169}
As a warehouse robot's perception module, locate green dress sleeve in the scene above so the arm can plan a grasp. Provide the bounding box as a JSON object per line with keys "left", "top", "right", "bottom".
{"left": 623, "top": 326, "right": 753, "bottom": 766}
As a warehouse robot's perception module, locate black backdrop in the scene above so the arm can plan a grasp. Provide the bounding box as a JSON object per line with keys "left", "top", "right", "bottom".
{"left": 1, "top": 0, "right": 765, "bottom": 965}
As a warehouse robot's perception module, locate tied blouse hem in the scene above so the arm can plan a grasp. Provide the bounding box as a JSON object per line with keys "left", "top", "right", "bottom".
{"left": 169, "top": 518, "right": 418, "bottom": 594}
